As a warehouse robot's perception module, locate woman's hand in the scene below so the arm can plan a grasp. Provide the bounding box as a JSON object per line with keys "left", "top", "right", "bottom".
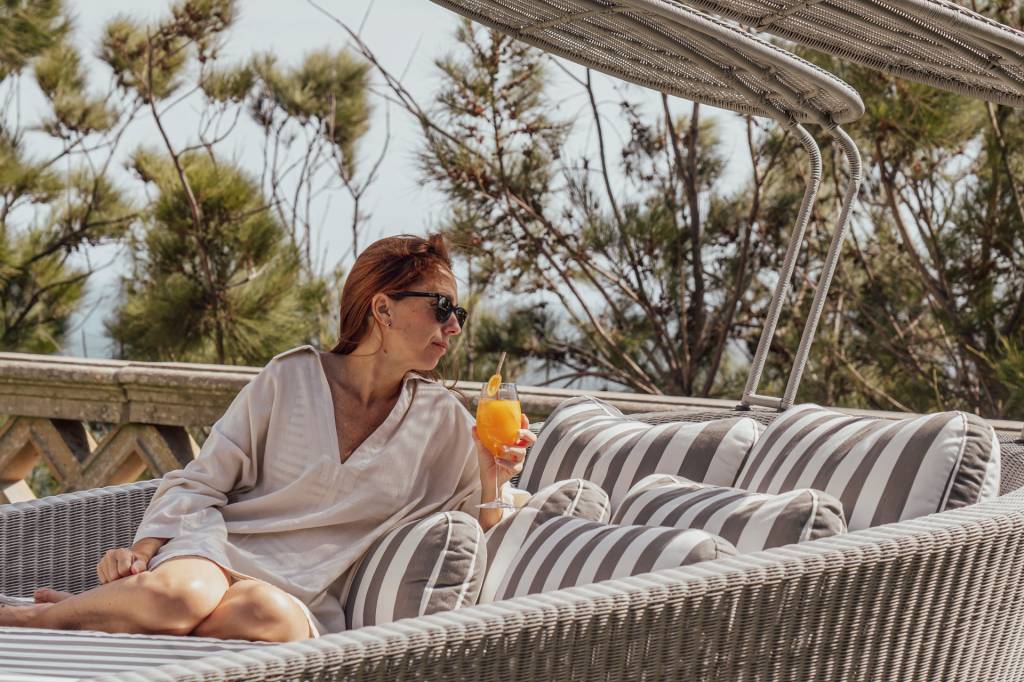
{"left": 96, "top": 537, "right": 167, "bottom": 584}
{"left": 473, "top": 413, "right": 536, "bottom": 496}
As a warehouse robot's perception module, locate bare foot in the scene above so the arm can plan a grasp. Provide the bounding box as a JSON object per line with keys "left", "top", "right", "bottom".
{"left": 0, "top": 602, "right": 52, "bottom": 627}
{"left": 34, "top": 587, "right": 73, "bottom": 604}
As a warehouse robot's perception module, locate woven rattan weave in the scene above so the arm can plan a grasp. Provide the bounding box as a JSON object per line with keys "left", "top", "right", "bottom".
{"left": 435, "top": 0, "right": 1024, "bottom": 107}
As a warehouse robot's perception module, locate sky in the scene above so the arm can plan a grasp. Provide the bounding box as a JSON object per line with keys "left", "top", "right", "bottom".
{"left": 32, "top": 0, "right": 750, "bottom": 360}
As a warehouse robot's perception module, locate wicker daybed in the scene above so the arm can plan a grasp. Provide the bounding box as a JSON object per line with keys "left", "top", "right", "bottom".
{"left": 2, "top": 1, "right": 1024, "bottom": 681}
{"left": 0, "top": 410, "right": 1021, "bottom": 680}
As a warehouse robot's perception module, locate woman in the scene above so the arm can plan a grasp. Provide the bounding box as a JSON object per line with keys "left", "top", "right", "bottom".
{"left": 0, "top": 234, "right": 533, "bottom": 642}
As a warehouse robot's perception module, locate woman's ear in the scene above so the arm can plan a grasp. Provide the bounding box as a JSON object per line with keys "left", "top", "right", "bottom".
{"left": 370, "top": 293, "right": 393, "bottom": 328}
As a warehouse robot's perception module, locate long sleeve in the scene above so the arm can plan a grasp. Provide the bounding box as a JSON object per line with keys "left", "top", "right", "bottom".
{"left": 442, "top": 401, "right": 484, "bottom": 519}
{"left": 132, "top": 362, "right": 274, "bottom": 545}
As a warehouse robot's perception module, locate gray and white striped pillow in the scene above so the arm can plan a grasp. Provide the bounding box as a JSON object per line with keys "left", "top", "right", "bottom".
{"left": 734, "top": 404, "right": 1001, "bottom": 530}
{"left": 614, "top": 474, "right": 846, "bottom": 553}
{"left": 519, "top": 397, "right": 761, "bottom": 509}
{"left": 344, "top": 510, "right": 484, "bottom": 629}
{"left": 521, "top": 477, "right": 612, "bottom": 520}
{"left": 482, "top": 510, "right": 735, "bottom": 602}
{"left": 481, "top": 479, "right": 611, "bottom": 603}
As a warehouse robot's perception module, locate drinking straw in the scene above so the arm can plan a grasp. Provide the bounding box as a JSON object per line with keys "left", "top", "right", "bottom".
{"left": 495, "top": 351, "right": 507, "bottom": 377}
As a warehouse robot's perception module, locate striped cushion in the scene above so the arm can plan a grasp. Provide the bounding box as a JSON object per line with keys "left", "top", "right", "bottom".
{"left": 481, "top": 479, "right": 611, "bottom": 603}
{"left": 0, "top": 616, "right": 268, "bottom": 679}
{"left": 519, "top": 397, "right": 761, "bottom": 509}
{"left": 520, "top": 477, "right": 612, "bottom": 520}
{"left": 614, "top": 474, "right": 846, "bottom": 553}
{"left": 343, "top": 510, "right": 484, "bottom": 629}
{"left": 734, "top": 404, "right": 1002, "bottom": 530}
{"left": 483, "top": 511, "right": 735, "bottom": 602}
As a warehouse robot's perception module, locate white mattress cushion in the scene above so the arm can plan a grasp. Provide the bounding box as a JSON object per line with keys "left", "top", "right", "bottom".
{"left": 0, "top": 604, "right": 269, "bottom": 681}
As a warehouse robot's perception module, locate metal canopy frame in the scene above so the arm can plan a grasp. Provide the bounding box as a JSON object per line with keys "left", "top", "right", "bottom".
{"left": 431, "top": 0, "right": 865, "bottom": 409}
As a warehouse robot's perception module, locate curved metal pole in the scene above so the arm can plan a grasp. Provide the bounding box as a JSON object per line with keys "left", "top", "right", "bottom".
{"left": 532, "top": 0, "right": 856, "bottom": 410}
{"left": 741, "top": 123, "right": 822, "bottom": 409}
{"left": 597, "top": 0, "right": 868, "bottom": 411}
{"left": 435, "top": 0, "right": 864, "bottom": 411}
{"left": 781, "top": 125, "right": 862, "bottom": 409}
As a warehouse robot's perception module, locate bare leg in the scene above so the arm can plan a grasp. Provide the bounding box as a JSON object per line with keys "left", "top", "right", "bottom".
{"left": 190, "top": 580, "right": 312, "bottom": 642}
{"left": 0, "top": 556, "right": 229, "bottom": 636}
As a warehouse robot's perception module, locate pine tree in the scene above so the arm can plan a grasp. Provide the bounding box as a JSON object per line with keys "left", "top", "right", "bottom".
{"left": 106, "top": 150, "right": 320, "bottom": 364}
{"left": 97, "top": 0, "right": 370, "bottom": 365}
{"left": 417, "top": 21, "right": 801, "bottom": 397}
{"left": 776, "top": 42, "right": 1024, "bottom": 417}
{"left": 1, "top": 0, "right": 133, "bottom": 353}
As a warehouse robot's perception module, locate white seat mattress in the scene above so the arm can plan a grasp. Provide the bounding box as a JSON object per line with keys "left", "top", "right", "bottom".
{"left": 0, "top": 597, "right": 268, "bottom": 681}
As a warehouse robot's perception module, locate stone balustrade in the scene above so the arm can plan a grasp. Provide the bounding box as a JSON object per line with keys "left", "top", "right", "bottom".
{"left": 2, "top": 351, "right": 1022, "bottom": 503}
{"left": 0, "top": 351, "right": 739, "bottom": 503}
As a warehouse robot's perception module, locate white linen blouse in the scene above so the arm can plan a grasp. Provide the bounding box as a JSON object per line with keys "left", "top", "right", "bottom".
{"left": 133, "top": 344, "right": 512, "bottom": 634}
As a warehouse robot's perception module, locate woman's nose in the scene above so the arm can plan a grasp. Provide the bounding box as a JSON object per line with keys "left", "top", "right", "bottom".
{"left": 443, "top": 315, "right": 462, "bottom": 335}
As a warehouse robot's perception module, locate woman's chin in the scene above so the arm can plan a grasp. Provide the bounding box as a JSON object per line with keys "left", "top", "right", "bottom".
{"left": 419, "top": 354, "right": 442, "bottom": 371}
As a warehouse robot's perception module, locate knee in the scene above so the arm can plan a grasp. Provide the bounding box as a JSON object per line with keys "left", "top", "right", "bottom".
{"left": 198, "top": 581, "right": 309, "bottom": 642}
{"left": 135, "top": 570, "right": 225, "bottom": 636}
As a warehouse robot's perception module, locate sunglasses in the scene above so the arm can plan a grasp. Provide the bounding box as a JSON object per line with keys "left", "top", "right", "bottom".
{"left": 390, "top": 291, "right": 468, "bottom": 326}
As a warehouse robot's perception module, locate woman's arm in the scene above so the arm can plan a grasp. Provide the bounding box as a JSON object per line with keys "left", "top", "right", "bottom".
{"left": 131, "top": 362, "right": 275, "bottom": 546}
{"left": 95, "top": 537, "right": 170, "bottom": 583}
{"left": 476, "top": 485, "right": 504, "bottom": 534}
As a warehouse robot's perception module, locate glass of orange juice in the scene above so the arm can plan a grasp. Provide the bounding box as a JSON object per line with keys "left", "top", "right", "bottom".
{"left": 476, "top": 380, "right": 521, "bottom": 510}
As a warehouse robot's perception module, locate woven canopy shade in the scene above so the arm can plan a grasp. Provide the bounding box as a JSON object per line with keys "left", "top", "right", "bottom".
{"left": 639, "top": 0, "right": 1024, "bottom": 107}
{"left": 431, "top": 0, "right": 864, "bottom": 125}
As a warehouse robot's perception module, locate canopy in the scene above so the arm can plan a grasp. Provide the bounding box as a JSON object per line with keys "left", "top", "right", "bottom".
{"left": 431, "top": 0, "right": 864, "bottom": 124}
{"left": 662, "top": 0, "right": 1024, "bottom": 107}
{"left": 435, "top": 0, "right": 1024, "bottom": 108}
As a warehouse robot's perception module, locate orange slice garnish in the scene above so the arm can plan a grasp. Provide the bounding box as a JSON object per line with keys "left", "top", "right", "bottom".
{"left": 486, "top": 373, "right": 501, "bottom": 396}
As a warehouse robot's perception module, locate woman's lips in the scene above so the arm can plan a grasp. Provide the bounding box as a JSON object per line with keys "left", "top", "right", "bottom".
{"left": 432, "top": 342, "right": 448, "bottom": 351}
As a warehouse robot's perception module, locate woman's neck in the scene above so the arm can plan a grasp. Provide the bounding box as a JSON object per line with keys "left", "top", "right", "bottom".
{"left": 327, "top": 350, "right": 406, "bottom": 406}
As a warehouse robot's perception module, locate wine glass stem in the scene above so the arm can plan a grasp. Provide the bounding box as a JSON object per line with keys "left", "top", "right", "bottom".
{"left": 494, "top": 459, "right": 500, "bottom": 505}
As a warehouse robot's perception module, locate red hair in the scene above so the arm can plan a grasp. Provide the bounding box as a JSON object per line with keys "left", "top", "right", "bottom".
{"left": 330, "top": 233, "right": 455, "bottom": 355}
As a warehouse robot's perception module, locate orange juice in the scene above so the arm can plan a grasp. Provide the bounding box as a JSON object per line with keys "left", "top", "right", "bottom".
{"left": 476, "top": 399, "right": 522, "bottom": 457}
